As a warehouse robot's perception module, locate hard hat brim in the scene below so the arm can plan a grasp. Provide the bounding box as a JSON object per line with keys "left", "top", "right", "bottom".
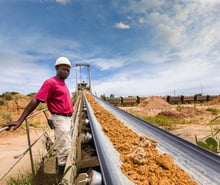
{"left": 55, "top": 63, "right": 72, "bottom": 68}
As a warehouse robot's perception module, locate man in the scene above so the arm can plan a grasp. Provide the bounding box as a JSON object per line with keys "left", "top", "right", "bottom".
{"left": 6, "top": 56, "right": 74, "bottom": 179}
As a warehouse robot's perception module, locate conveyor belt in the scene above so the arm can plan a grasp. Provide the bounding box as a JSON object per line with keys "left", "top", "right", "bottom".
{"left": 84, "top": 98, "right": 133, "bottom": 185}
{"left": 85, "top": 96, "right": 220, "bottom": 185}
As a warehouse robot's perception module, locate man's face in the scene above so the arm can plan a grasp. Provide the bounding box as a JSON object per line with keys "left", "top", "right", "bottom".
{"left": 56, "top": 65, "right": 71, "bottom": 80}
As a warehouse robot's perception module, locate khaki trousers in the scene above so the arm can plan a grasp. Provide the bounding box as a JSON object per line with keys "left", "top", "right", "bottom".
{"left": 51, "top": 114, "right": 73, "bottom": 166}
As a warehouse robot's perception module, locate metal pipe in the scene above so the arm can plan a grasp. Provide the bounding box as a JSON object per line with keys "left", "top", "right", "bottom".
{"left": 25, "top": 118, "right": 35, "bottom": 176}
{"left": 76, "top": 64, "right": 78, "bottom": 95}
{"left": 0, "top": 109, "right": 47, "bottom": 133}
{"left": 26, "top": 108, "right": 47, "bottom": 119}
{"left": 89, "top": 170, "right": 102, "bottom": 185}
{"left": 0, "top": 126, "right": 9, "bottom": 132}
{"left": 24, "top": 108, "right": 48, "bottom": 177}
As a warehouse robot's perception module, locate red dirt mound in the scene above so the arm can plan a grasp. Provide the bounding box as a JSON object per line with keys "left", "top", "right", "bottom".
{"left": 138, "top": 96, "right": 172, "bottom": 110}
{"left": 205, "top": 96, "right": 220, "bottom": 105}
{"left": 158, "top": 111, "right": 186, "bottom": 119}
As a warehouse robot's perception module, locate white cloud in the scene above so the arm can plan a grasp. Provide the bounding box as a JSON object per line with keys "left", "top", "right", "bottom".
{"left": 0, "top": 33, "right": 80, "bottom": 61}
{"left": 88, "top": 58, "right": 127, "bottom": 70}
{"left": 93, "top": 57, "right": 217, "bottom": 97}
{"left": 138, "top": 17, "right": 145, "bottom": 24}
{"left": 131, "top": 0, "right": 220, "bottom": 63}
{"left": 180, "top": 0, "right": 219, "bottom": 2}
{"left": 0, "top": 54, "right": 51, "bottom": 94}
{"left": 56, "top": 0, "right": 70, "bottom": 5}
{"left": 127, "top": 0, "right": 165, "bottom": 13}
{"left": 114, "top": 22, "right": 130, "bottom": 29}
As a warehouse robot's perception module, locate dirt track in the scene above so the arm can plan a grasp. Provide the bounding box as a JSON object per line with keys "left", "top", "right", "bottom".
{"left": 0, "top": 128, "right": 54, "bottom": 184}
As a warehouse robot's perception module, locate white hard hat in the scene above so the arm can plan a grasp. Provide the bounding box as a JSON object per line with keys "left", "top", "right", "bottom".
{"left": 55, "top": 57, "right": 72, "bottom": 68}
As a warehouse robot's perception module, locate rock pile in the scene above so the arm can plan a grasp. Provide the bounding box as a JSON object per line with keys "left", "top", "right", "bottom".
{"left": 138, "top": 96, "right": 172, "bottom": 110}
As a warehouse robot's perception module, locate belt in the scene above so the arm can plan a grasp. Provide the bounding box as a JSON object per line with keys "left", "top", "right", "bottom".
{"left": 52, "top": 112, "right": 72, "bottom": 117}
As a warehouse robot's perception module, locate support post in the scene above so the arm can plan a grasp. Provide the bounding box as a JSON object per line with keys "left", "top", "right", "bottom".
{"left": 25, "top": 118, "right": 35, "bottom": 176}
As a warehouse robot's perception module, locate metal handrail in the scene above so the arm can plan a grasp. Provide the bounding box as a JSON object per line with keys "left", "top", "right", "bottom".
{"left": 0, "top": 130, "right": 48, "bottom": 181}
{"left": 0, "top": 108, "right": 50, "bottom": 182}
{"left": 0, "top": 108, "right": 48, "bottom": 133}
{"left": 0, "top": 126, "right": 9, "bottom": 132}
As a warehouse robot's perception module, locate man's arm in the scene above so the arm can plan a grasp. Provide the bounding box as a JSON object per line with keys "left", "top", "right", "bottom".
{"left": 6, "top": 98, "right": 41, "bottom": 130}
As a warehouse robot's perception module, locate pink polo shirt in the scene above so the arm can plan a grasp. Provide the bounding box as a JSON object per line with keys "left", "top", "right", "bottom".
{"left": 35, "top": 77, "right": 74, "bottom": 114}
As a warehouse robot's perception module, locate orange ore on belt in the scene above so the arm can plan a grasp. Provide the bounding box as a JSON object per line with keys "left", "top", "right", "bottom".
{"left": 85, "top": 94, "right": 197, "bottom": 185}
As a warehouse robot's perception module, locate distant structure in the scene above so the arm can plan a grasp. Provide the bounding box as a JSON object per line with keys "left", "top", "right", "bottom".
{"left": 75, "top": 64, "right": 91, "bottom": 93}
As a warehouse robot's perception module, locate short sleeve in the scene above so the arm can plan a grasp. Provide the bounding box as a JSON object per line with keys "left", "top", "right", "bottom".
{"left": 34, "top": 80, "right": 52, "bottom": 102}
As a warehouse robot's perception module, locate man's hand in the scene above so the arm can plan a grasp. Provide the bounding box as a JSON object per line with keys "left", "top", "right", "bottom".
{"left": 5, "top": 121, "right": 22, "bottom": 131}
{"left": 4, "top": 98, "right": 40, "bottom": 131}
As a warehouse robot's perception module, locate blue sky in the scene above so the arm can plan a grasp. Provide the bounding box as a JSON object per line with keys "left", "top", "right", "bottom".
{"left": 1, "top": 0, "right": 220, "bottom": 97}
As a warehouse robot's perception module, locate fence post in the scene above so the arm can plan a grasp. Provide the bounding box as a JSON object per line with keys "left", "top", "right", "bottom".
{"left": 25, "top": 118, "right": 35, "bottom": 176}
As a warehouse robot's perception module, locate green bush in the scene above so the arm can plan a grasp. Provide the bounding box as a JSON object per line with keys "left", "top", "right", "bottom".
{"left": 0, "top": 92, "right": 19, "bottom": 101}
{"left": 206, "top": 108, "right": 220, "bottom": 115}
{"left": 1, "top": 112, "right": 12, "bottom": 122}
{"left": 0, "top": 99, "right": 4, "bottom": 106}
{"left": 26, "top": 92, "right": 36, "bottom": 98}
{"left": 36, "top": 103, "right": 47, "bottom": 111}
{"left": 195, "top": 115, "right": 220, "bottom": 153}
{"left": 195, "top": 136, "right": 219, "bottom": 153}
{"left": 141, "top": 115, "right": 173, "bottom": 127}
{"left": 176, "top": 104, "right": 183, "bottom": 111}
{"left": 29, "top": 120, "right": 41, "bottom": 127}
{"left": 6, "top": 171, "right": 32, "bottom": 185}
